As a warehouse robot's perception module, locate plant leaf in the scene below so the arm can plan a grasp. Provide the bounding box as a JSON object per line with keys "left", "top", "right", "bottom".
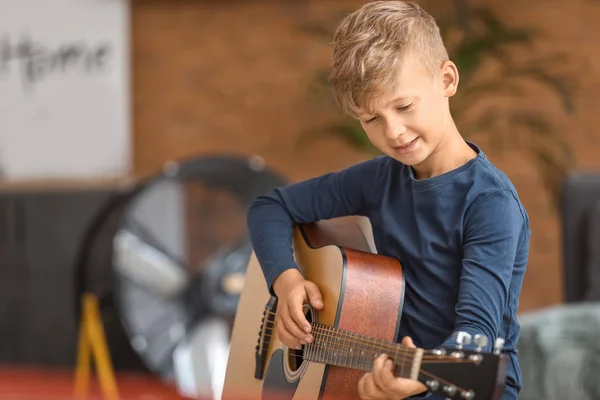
{"left": 297, "top": 120, "right": 380, "bottom": 155}
{"left": 295, "top": 23, "right": 335, "bottom": 40}
{"left": 527, "top": 144, "right": 572, "bottom": 208}
{"left": 502, "top": 65, "right": 577, "bottom": 113}
{"left": 447, "top": 7, "right": 536, "bottom": 84}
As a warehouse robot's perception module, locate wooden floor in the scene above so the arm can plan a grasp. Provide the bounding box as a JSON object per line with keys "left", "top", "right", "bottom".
{"left": 0, "top": 365, "right": 191, "bottom": 400}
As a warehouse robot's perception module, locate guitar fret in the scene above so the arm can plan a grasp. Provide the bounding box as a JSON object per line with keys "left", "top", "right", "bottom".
{"left": 323, "top": 326, "right": 330, "bottom": 364}
{"left": 337, "top": 329, "right": 343, "bottom": 365}
{"left": 360, "top": 332, "right": 371, "bottom": 371}
{"left": 360, "top": 333, "right": 366, "bottom": 369}
{"left": 373, "top": 337, "right": 379, "bottom": 367}
{"left": 393, "top": 342, "right": 400, "bottom": 377}
{"left": 376, "top": 337, "right": 384, "bottom": 369}
{"left": 360, "top": 334, "right": 368, "bottom": 371}
{"left": 311, "top": 325, "right": 319, "bottom": 363}
{"left": 358, "top": 333, "right": 365, "bottom": 370}
{"left": 312, "top": 325, "right": 318, "bottom": 363}
{"left": 340, "top": 330, "right": 347, "bottom": 368}
{"left": 362, "top": 336, "right": 368, "bottom": 369}
{"left": 316, "top": 325, "right": 325, "bottom": 364}
{"left": 367, "top": 340, "right": 376, "bottom": 370}
{"left": 323, "top": 325, "right": 330, "bottom": 364}
{"left": 304, "top": 339, "right": 312, "bottom": 361}
{"left": 400, "top": 342, "right": 407, "bottom": 378}
{"left": 349, "top": 331, "right": 356, "bottom": 370}
{"left": 338, "top": 329, "right": 345, "bottom": 366}
{"left": 329, "top": 326, "right": 337, "bottom": 365}
{"left": 324, "top": 327, "right": 330, "bottom": 364}
{"left": 329, "top": 326, "right": 338, "bottom": 366}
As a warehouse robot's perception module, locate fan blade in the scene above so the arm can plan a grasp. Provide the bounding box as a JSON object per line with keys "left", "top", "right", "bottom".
{"left": 114, "top": 229, "right": 189, "bottom": 298}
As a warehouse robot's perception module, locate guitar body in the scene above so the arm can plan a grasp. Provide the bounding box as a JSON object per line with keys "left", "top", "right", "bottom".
{"left": 223, "top": 216, "right": 405, "bottom": 400}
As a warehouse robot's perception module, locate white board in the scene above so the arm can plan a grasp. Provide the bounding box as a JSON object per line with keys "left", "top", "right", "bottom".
{"left": 0, "top": 0, "right": 131, "bottom": 180}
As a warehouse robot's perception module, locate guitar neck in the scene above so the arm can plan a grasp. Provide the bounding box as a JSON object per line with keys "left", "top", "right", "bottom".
{"left": 302, "top": 323, "right": 423, "bottom": 380}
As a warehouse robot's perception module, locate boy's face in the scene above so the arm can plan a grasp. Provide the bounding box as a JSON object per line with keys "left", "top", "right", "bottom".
{"left": 355, "top": 58, "right": 458, "bottom": 171}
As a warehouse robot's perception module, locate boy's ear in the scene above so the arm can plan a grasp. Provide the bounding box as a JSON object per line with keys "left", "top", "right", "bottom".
{"left": 441, "top": 60, "right": 459, "bottom": 97}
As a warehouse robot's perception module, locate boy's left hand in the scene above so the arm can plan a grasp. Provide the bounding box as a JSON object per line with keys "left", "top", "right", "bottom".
{"left": 357, "top": 336, "right": 428, "bottom": 400}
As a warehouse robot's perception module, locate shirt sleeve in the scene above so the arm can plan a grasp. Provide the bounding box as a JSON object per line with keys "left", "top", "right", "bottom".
{"left": 441, "top": 189, "right": 526, "bottom": 350}
{"left": 246, "top": 156, "right": 386, "bottom": 293}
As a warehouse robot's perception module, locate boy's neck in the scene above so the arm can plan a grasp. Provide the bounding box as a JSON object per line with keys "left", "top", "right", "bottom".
{"left": 412, "top": 128, "right": 477, "bottom": 180}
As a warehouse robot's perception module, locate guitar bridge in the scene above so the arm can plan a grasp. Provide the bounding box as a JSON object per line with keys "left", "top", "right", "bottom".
{"left": 254, "top": 296, "right": 277, "bottom": 380}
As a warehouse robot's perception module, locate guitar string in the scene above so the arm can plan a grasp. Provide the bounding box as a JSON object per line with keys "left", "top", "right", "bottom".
{"left": 289, "top": 335, "right": 477, "bottom": 365}
{"left": 263, "top": 311, "right": 417, "bottom": 358}
{"left": 303, "top": 344, "right": 470, "bottom": 392}
{"left": 261, "top": 326, "right": 476, "bottom": 366}
{"left": 275, "top": 335, "right": 470, "bottom": 393}
{"left": 263, "top": 314, "right": 474, "bottom": 362}
{"left": 257, "top": 322, "right": 472, "bottom": 392}
{"left": 264, "top": 326, "right": 476, "bottom": 366}
{"left": 263, "top": 319, "right": 452, "bottom": 362}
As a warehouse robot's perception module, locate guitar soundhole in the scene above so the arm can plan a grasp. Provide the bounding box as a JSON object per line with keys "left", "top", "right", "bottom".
{"left": 286, "top": 305, "right": 314, "bottom": 372}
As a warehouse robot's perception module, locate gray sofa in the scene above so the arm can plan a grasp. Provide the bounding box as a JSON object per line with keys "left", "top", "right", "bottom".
{"left": 517, "top": 172, "right": 600, "bottom": 400}
{"left": 518, "top": 302, "right": 600, "bottom": 400}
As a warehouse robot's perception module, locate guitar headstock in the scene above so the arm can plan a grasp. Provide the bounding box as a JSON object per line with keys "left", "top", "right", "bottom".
{"left": 413, "top": 333, "right": 508, "bottom": 400}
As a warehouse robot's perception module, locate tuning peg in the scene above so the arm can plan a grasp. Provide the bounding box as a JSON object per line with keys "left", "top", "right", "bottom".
{"left": 493, "top": 337, "right": 505, "bottom": 355}
{"left": 473, "top": 334, "right": 488, "bottom": 352}
{"left": 443, "top": 385, "right": 457, "bottom": 396}
{"left": 452, "top": 331, "right": 472, "bottom": 349}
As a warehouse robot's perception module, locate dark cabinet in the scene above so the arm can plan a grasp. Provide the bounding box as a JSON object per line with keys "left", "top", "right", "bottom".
{"left": 0, "top": 183, "right": 128, "bottom": 367}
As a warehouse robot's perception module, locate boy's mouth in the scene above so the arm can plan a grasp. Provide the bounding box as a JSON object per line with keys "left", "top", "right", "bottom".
{"left": 393, "top": 137, "right": 418, "bottom": 149}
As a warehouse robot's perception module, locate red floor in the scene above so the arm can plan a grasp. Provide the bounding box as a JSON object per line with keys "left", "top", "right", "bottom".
{"left": 0, "top": 365, "right": 191, "bottom": 400}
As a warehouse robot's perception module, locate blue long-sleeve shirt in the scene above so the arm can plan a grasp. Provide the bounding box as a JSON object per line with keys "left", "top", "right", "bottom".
{"left": 246, "top": 142, "right": 529, "bottom": 399}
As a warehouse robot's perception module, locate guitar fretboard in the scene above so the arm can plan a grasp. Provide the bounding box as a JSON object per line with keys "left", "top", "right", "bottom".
{"left": 302, "top": 323, "right": 419, "bottom": 379}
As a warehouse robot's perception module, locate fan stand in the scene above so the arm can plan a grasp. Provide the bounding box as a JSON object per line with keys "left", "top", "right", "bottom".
{"left": 73, "top": 293, "right": 120, "bottom": 400}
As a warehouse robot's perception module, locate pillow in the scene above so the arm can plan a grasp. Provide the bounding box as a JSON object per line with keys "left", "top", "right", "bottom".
{"left": 518, "top": 302, "right": 600, "bottom": 400}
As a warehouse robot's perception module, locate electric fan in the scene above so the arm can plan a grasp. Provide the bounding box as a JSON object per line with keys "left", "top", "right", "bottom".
{"left": 74, "top": 154, "right": 288, "bottom": 399}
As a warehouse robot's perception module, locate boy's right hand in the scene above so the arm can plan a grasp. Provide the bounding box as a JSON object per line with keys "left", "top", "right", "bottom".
{"left": 272, "top": 268, "right": 324, "bottom": 350}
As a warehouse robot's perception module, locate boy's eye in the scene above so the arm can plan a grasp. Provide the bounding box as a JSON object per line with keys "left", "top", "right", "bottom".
{"left": 363, "top": 102, "right": 413, "bottom": 123}
{"left": 398, "top": 103, "right": 414, "bottom": 111}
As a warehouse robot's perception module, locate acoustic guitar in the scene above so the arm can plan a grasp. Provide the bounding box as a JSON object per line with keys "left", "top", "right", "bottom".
{"left": 222, "top": 216, "right": 508, "bottom": 400}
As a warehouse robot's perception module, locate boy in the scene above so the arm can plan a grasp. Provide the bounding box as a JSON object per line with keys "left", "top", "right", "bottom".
{"left": 246, "top": 1, "right": 529, "bottom": 399}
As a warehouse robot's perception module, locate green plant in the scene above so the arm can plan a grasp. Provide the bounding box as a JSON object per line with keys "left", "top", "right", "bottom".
{"left": 298, "top": 3, "right": 578, "bottom": 207}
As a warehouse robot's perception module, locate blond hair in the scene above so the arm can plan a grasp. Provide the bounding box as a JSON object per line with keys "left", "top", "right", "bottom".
{"left": 329, "top": 1, "right": 449, "bottom": 116}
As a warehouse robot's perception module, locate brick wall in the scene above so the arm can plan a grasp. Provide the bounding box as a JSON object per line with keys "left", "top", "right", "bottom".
{"left": 131, "top": 0, "right": 600, "bottom": 313}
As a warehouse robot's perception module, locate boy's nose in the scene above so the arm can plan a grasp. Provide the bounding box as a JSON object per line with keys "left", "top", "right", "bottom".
{"left": 384, "top": 124, "right": 406, "bottom": 140}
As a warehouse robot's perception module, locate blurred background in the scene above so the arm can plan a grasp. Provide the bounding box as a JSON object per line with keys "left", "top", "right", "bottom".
{"left": 1, "top": 0, "right": 599, "bottom": 399}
